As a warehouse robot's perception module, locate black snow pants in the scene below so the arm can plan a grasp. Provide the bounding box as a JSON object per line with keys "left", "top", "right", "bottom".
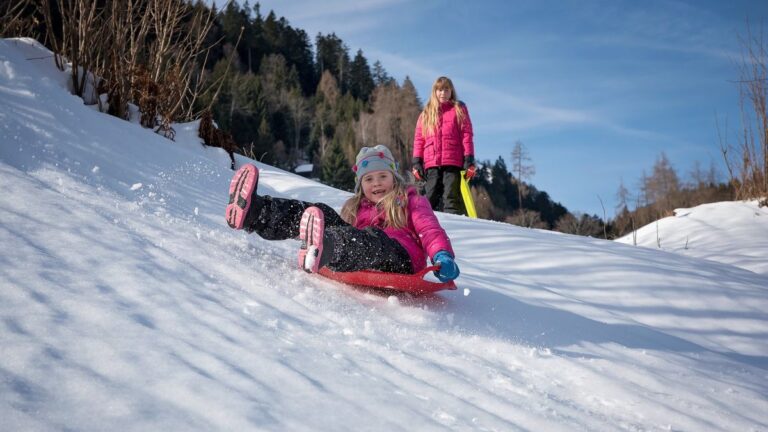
{"left": 424, "top": 166, "right": 466, "bottom": 215}
{"left": 244, "top": 195, "right": 413, "bottom": 274}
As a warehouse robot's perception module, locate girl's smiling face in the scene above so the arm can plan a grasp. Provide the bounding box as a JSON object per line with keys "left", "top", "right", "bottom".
{"left": 361, "top": 170, "right": 395, "bottom": 203}
{"left": 436, "top": 86, "right": 452, "bottom": 103}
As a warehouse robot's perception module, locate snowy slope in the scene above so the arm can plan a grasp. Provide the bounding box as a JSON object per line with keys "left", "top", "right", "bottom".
{"left": 617, "top": 201, "right": 768, "bottom": 276}
{"left": 1, "top": 38, "right": 767, "bottom": 431}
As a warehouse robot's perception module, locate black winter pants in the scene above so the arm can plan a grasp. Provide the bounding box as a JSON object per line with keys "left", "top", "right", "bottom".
{"left": 244, "top": 195, "right": 413, "bottom": 274}
{"left": 424, "top": 166, "right": 465, "bottom": 215}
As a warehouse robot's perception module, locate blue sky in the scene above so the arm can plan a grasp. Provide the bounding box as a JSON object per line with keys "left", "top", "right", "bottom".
{"left": 247, "top": 0, "right": 767, "bottom": 216}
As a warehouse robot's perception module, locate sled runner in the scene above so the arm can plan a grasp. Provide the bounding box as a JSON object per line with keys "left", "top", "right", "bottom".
{"left": 316, "top": 265, "right": 457, "bottom": 294}
{"left": 460, "top": 170, "right": 477, "bottom": 218}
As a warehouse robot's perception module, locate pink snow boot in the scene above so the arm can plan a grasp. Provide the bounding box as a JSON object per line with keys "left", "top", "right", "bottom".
{"left": 298, "top": 206, "right": 327, "bottom": 273}
{"left": 225, "top": 164, "right": 259, "bottom": 229}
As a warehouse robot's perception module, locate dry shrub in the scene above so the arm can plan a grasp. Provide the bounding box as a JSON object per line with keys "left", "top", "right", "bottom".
{"left": 199, "top": 111, "right": 237, "bottom": 170}
{"left": 36, "top": 0, "right": 216, "bottom": 129}
{"left": 1, "top": 1, "right": 34, "bottom": 38}
{"left": 132, "top": 66, "right": 159, "bottom": 128}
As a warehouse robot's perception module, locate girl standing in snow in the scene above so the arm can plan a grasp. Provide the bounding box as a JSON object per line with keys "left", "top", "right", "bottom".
{"left": 412, "top": 76, "right": 476, "bottom": 215}
{"left": 225, "top": 145, "right": 460, "bottom": 281}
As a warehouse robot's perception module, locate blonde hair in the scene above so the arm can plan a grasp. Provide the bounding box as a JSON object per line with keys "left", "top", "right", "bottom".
{"left": 341, "top": 175, "right": 410, "bottom": 229}
{"left": 420, "top": 76, "right": 465, "bottom": 135}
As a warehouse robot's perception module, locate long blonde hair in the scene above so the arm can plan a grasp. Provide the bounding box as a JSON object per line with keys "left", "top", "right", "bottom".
{"left": 341, "top": 176, "right": 410, "bottom": 229}
{"left": 420, "top": 76, "right": 465, "bottom": 134}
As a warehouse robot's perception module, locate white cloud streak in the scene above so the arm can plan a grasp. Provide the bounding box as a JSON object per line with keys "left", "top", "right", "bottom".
{"left": 371, "top": 48, "right": 673, "bottom": 141}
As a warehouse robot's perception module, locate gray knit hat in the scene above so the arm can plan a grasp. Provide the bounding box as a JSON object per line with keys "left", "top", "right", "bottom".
{"left": 352, "top": 145, "right": 404, "bottom": 191}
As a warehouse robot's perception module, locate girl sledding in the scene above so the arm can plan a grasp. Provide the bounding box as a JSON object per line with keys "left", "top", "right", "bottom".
{"left": 224, "top": 145, "right": 460, "bottom": 291}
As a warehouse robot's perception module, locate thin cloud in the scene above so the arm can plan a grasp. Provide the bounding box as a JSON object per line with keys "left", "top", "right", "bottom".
{"left": 576, "top": 1, "right": 741, "bottom": 62}
{"left": 372, "top": 48, "right": 669, "bottom": 141}
{"left": 583, "top": 34, "right": 739, "bottom": 62}
{"left": 284, "top": 0, "right": 410, "bottom": 21}
{"left": 255, "top": 0, "right": 412, "bottom": 45}
{"left": 257, "top": 0, "right": 410, "bottom": 33}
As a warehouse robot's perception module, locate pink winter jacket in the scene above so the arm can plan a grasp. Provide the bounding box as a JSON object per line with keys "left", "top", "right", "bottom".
{"left": 413, "top": 101, "right": 474, "bottom": 169}
{"left": 353, "top": 186, "right": 454, "bottom": 272}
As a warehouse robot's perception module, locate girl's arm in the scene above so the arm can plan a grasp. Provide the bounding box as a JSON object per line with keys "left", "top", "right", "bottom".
{"left": 413, "top": 113, "right": 425, "bottom": 160}
{"left": 410, "top": 194, "right": 455, "bottom": 259}
{"left": 460, "top": 103, "right": 475, "bottom": 158}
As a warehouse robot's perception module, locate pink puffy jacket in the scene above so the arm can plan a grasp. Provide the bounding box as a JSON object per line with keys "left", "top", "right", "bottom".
{"left": 413, "top": 101, "right": 474, "bottom": 169}
{"left": 353, "top": 186, "right": 455, "bottom": 272}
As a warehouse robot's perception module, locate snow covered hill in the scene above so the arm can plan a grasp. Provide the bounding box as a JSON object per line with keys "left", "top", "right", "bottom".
{"left": 2, "top": 38, "right": 767, "bottom": 431}
{"left": 617, "top": 200, "right": 768, "bottom": 276}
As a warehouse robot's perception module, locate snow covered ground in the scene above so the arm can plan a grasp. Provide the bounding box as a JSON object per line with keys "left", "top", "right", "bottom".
{"left": 617, "top": 200, "right": 768, "bottom": 276}
{"left": 1, "top": 38, "right": 767, "bottom": 431}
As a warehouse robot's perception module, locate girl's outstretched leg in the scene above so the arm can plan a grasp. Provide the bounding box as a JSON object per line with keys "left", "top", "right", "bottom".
{"left": 225, "top": 164, "right": 259, "bottom": 229}
{"left": 298, "top": 207, "right": 412, "bottom": 274}
{"left": 246, "top": 197, "right": 345, "bottom": 240}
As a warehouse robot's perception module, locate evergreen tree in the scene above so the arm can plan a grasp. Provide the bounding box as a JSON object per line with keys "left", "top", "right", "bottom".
{"left": 220, "top": 2, "right": 250, "bottom": 72}
{"left": 262, "top": 11, "right": 282, "bottom": 56}
{"left": 372, "top": 60, "right": 393, "bottom": 86}
{"left": 470, "top": 160, "right": 492, "bottom": 189}
{"left": 322, "top": 136, "right": 355, "bottom": 190}
{"left": 258, "top": 53, "right": 299, "bottom": 110}
{"left": 349, "top": 49, "right": 375, "bottom": 102}
{"left": 489, "top": 156, "right": 517, "bottom": 211}
{"left": 315, "top": 33, "right": 350, "bottom": 93}
{"left": 280, "top": 26, "right": 315, "bottom": 95}
{"left": 263, "top": 12, "right": 318, "bottom": 96}
{"left": 530, "top": 190, "right": 566, "bottom": 229}
{"left": 241, "top": 2, "right": 264, "bottom": 73}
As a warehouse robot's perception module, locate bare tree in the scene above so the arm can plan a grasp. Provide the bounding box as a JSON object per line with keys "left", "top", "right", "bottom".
{"left": 397, "top": 77, "right": 422, "bottom": 164}
{"left": 39, "top": 0, "right": 104, "bottom": 98}
{"left": 36, "top": 0, "right": 217, "bottom": 128}
{"left": 721, "top": 21, "right": 768, "bottom": 204}
{"left": 689, "top": 160, "right": 707, "bottom": 188}
{"left": 511, "top": 140, "right": 535, "bottom": 224}
{"left": 612, "top": 178, "right": 635, "bottom": 239}
{"left": 615, "top": 178, "right": 631, "bottom": 214}
{"left": 646, "top": 152, "right": 680, "bottom": 213}
{"left": 597, "top": 195, "right": 608, "bottom": 239}
{"left": 287, "top": 86, "right": 309, "bottom": 162}
{"left": 365, "top": 81, "right": 419, "bottom": 165}
{"left": 314, "top": 70, "right": 340, "bottom": 159}
{"left": 131, "top": 0, "right": 219, "bottom": 134}
{"left": 356, "top": 110, "right": 374, "bottom": 147}
{"left": 100, "top": 0, "right": 152, "bottom": 119}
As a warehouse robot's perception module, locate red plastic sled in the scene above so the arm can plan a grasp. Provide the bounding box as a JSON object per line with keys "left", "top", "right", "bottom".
{"left": 316, "top": 265, "right": 457, "bottom": 294}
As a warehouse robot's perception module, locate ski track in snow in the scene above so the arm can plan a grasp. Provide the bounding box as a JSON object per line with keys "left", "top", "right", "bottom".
{"left": 1, "top": 37, "right": 768, "bottom": 431}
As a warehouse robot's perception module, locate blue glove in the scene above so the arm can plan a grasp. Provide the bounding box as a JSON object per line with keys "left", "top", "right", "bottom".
{"left": 432, "top": 251, "right": 460, "bottom": 282}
